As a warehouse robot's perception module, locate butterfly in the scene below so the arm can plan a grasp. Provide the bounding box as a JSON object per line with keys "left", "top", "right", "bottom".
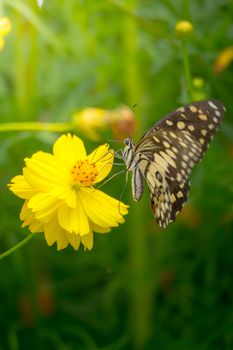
{"left": 122, "top": 99, "right": 226, "bottom": 228}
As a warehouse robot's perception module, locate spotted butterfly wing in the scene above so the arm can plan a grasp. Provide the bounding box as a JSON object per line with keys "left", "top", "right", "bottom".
{"left": 123, "top": 99, "right": 225, "bottom": 228}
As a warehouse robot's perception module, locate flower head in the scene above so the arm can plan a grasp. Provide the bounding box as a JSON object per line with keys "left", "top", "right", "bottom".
{"left": 8, "top": 134, "right": 128, "bottom": 251}
{"left": 192, "top": 76, "right": 206, "bottom": 101}
{"left": 72, "top": 106, "right": 136, "bottom": 141}
{"left": 213, "top": 46, "right": 233, "bottom": 74}
{"left": 0, "top": 16, "right": 12, "bottom": 50}
{"left": 175, "top": 20, "right": 193, "bottom": 38}
{"left": 0, "top": 17, "right": 11, "bottom": 37}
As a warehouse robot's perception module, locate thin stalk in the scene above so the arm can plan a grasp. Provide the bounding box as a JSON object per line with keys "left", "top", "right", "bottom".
{"left": 0, "top": 121, "right": 74, "bottom": 132}
{"left": 181, "top": 39, "right": 193, "bottom": 101}
{"left": 0, "top": 233, "right": 35, "bottom": 260}
{"left": 123, "top": 1, "right": 152, "bottom": 348}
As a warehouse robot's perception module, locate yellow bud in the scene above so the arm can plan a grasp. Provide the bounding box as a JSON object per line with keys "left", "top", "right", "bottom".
{"left": 73, "top": 108, "right": 107, "bottom": 128}
{"left": 72, "top": 108, "right": 107, "bottom": 141}
{"left": 192, "top": 77, "right": 204, "bottom": 89}
{"left": 0, "top": 17, "right": 12, "bottom": 37}
{"left": 0, "top": 37, "right": 5, "bottom": 50}
{"left": 192, "top": 77, "right": 206, "bottom": 101}
{"left": 175, "top": 20, "right": 193, "bottom": 37}
{"left": 72, "top": 106, "right": 136, "bottom": 141}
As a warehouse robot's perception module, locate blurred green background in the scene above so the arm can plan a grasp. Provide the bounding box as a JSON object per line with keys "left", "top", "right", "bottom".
{"left": 0, "top": 0, "right": 233, "bottom": 349}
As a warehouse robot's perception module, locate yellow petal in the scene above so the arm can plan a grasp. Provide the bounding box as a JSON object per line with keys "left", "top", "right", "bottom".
{"left": 66, "top": 232, "right": 81, "bottom": 250}
{"left": 24, "top": 151, "right": 75, "bottom": 205}
{"left": 79, "top": 187, "right": 128, "bottom": 228}
{"left": 20, "top": 202, "right": 44, "bottom": 232}
{"left": 87, "top": 144, "right": 114, "bottom": 183}
{"left": 57, "top": 230, "right": 71, "bottom": 250}
{"left": 28, "top": 220, "right": 44, "bottom": 233}
{"left": 81, "top": 232, "right": 93, "bottom": 250}
{"left": 53, "top": 134, "right": 86, "bottom": 167}
{"left": 90, "top": 188, "right": 129, "bottom": 216}
{"left": 98, "top": 190, "right": 129, "bottom": 215}
{"left": 63, "top": 188, "right": 77, "bottom": 208}
{"left": 24, "top": 151, "right": 69, "bottom": 191}
{"left": 58, "top": 192, "right": 90, "bottom": 235}
{"left": 8, "top": 175, "right": 37, "bottom": 199}
{"left": 44, "top": 219, "right": 59, "bottom": 246}
{"left": 20, "top": 201, "right": 32, "bottom": 221}
{"left": 27, "top": 193, "right": 60, "bottom": 223}
{"left": 44, "top": 218, "right": 69, "bottom": 250}
{"left": 90, "top": 221, "right": 111, "bottom": 234}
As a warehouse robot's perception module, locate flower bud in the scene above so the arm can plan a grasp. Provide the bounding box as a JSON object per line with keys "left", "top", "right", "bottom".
{"left": 213, "top": 46, "right": 233, "bottom": 74}
{"left": 175, "top": 20, "right": 193, "bottom": 38}
{"left": 0, "top": 17, "right": 12, "bottom": 37}
{"left": 72, "top": 106, "right": 136, "bottom": 141}
{"left": 192, "top": 77, "right": 204, "bottom": 89}
{"left": 192, "top": 77, "right": 206, "bottom": 101}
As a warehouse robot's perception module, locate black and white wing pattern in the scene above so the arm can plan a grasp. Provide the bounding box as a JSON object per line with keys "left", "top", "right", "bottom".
{"left": 134, "top": 99, "right": 225, "bottom": 228}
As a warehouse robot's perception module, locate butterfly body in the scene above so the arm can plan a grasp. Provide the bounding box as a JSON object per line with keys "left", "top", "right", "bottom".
{"left": 122, "top": 99, "right": 226, "bottom": 228}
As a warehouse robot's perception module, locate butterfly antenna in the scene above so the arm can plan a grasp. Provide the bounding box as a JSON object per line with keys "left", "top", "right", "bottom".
{"left": 106, "top": 138, "right": 122, "bottom": 143}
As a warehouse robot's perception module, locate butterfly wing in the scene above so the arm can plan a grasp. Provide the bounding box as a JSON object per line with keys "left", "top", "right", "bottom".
{"left": 139, "top": 99, "right": 225, "bottom": 145}
{"left": 134, "top": 99, "right": 225, "bottom": 228}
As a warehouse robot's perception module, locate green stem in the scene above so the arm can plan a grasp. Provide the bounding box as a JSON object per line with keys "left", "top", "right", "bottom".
{"left": 181, "top": 39, "right": 193, "bottom": 101}
{"left": 0, "top": 233, "right": 36, "bottom": 260}
{"left": 0, "top": 121, "right": 74, "bottom": 132}
{"left": 123, "top": 2, "right": 152, "bottom": 348}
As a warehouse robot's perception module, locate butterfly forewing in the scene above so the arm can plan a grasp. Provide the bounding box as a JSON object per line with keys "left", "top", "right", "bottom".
{"left": 140, "top": 99, "right": 224, "bottom": 143}
{"left": 134, "top": 99, "right": 225, "bottom": 228}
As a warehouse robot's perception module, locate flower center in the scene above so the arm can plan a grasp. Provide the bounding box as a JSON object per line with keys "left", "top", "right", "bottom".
{"left": 71, "top": 159, "right": 97, "bottom": 187}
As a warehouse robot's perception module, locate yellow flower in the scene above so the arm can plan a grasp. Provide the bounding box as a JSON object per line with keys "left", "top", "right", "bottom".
{"left": 73, "top": 106, "right": 136, "bottom": 141}
{"left": 0, "top": 17, "right": 12, "bottom": 37}
{"left": 175, "top": 20, "right": 193, "bottom": 37}
{"left": 73, "top": 108, "right": 108, "bottom": 140}
{"left": 213, "top": 46, "right": 233, "bottom": 74}
{"left": 8, "top": 134, "right": 128, "bottom": 251}
{"left": 192, "top": 77, "right": 206, "bottom": 101}
{"left": 0, "top": 17, "right": 12, "bottom": 51}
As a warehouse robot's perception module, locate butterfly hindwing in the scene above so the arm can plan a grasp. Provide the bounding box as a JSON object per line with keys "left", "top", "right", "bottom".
{"left": 165, "top": 177, "right": 190, "bottom": 222}
{"left": 136, "top": 151, "right": 191, "bottom": 227}
{"left": 133, "top": 99, "right": 225, "bottom": 228}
